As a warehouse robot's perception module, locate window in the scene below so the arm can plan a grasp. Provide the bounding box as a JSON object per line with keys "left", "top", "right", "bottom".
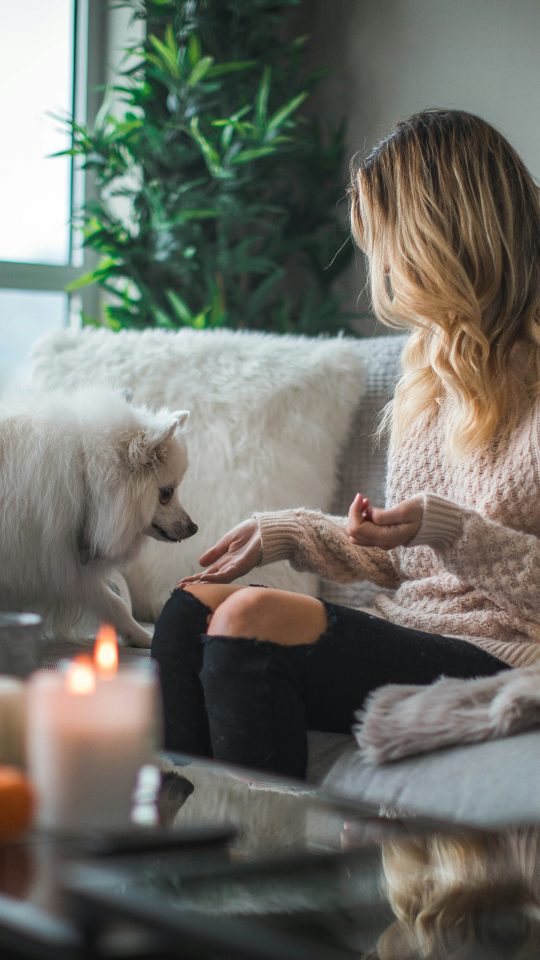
{"left": 0, "top": 0, "right": 106, "bottom": 389}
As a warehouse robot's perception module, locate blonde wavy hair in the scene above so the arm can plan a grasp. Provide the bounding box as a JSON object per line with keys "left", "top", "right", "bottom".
{"left": 350, "top": 109, "right": 540, "bottom": 455}
{"left": 375, "top": 829, "right": 540, "bottom": 960}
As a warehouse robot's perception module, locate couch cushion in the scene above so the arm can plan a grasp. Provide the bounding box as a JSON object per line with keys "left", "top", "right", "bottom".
{"left": 315, "top": 730, "right": 540, "bottom": 826}
{"left": 31, "top": 327, "right": 368, "bottom": 621}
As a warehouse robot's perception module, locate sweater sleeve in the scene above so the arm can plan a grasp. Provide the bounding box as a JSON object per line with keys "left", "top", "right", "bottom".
{"left": 410, "top": 493, "right": 540, "bottom": 620}
{"left": 253, "top": 508, "right": 401, "bottom": 589}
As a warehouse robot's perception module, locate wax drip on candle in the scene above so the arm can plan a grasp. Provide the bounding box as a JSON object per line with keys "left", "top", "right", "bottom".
{"left": 66, "top": 656, "right": 96, "bottom": 696}
{"left": 94, "top": 623, "right": 119, "bottom": 677}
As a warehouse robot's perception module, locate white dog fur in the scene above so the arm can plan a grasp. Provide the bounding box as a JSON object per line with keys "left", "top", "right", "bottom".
{"left": 31, "top": 328, "right": 367, "bottom": 620}
{"left": 0, "top": 386, "right": 195, "bottom": 646}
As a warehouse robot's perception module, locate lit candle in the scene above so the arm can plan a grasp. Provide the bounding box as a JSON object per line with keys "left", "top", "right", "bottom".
{"left": 94, "top": 623, "right": 119, "bottom": 675}
{"left": 26, "top": 626, "right": 161, "bottom": 832}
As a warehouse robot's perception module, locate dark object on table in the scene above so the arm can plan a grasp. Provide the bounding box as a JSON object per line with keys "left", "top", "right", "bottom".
{"left": 79, "top": 823, "right": 236, "bottom": 857}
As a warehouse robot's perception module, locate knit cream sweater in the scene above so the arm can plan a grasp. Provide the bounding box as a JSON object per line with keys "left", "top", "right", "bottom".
{"left": 255, "top": 402, "right": 540, "bottom": 668}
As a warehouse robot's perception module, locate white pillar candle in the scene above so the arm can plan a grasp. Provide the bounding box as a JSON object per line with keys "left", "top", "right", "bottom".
{"left": 26, "top": 635, "right": 161, "bottom": 832}
{"left": 0, "top": 676, "right": 26, "bottom": 767}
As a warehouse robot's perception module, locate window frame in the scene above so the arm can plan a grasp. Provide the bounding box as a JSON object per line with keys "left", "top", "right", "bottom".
{"left": 0, "top": 0, "right": 107, "bottom": 322}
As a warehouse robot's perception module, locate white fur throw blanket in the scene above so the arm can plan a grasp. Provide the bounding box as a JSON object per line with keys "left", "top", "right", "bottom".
{"left": 354, "top": 663, "right": 540, "bottom": 764}
{"left": 31, "top": 328, "right": 367, "bottom": 620}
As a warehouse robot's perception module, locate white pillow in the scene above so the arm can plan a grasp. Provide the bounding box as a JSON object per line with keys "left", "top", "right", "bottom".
{"left": 31, "top": 328, "right": 366, "bottom": 620}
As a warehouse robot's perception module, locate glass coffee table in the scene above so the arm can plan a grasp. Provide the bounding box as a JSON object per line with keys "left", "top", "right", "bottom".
{"left": 0, "top": 752, "right": 537, "bottom": 959}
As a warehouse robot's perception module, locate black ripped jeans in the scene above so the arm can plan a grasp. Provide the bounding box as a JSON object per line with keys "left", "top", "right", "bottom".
{"left": 151, "top": 587, "right": 509, "bottom": 780}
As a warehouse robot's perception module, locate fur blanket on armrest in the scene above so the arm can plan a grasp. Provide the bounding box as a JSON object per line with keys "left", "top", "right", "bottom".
{"left": 354, "top": 663, "right": 540, "bottom": 764}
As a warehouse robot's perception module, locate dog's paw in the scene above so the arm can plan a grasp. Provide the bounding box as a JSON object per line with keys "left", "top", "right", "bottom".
{"left": 125, "top": 623, "right": 153, "bottom": 648}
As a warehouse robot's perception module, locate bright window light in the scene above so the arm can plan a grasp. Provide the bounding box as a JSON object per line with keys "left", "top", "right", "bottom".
{"left": 0, "top": 0, "right": 74, "bottom": 265}
{"left": 0, "top": 289, "right": 67, "bottom": 389}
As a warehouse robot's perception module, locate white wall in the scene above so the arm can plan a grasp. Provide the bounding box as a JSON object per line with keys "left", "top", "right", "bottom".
{"left": 303, "top": 0, "right": 540, "bottom": 327}
{"left": 106, "top": 3, "right": 145, "bottom": 77}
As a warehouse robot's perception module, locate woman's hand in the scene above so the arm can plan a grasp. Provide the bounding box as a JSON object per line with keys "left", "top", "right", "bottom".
{"left": 177, "top": 519, "right": 262, "bottom": 586}
{"left": 347, "top": 493, "right": 423, "bottom": 550}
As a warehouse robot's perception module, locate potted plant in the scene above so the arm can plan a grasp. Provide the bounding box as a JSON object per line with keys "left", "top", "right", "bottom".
{"left": 64, "top": 0, "right": 354, "bottom": 335}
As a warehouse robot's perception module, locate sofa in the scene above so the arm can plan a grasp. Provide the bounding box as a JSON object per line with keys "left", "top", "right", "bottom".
{"left": 31, "top": 326, "right": 540, "bottom": 828}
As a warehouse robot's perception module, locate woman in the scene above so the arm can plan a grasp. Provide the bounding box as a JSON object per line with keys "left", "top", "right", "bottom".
{"left": 151, "top": 108, "right": 540, "bottom": 779}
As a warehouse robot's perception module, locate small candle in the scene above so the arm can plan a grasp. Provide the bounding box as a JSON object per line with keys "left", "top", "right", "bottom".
{"left": 26, "top": 627, "right": 161, "bottom": 832}
{"left": 0, "top": 676, "right": 26, "bottom": 767}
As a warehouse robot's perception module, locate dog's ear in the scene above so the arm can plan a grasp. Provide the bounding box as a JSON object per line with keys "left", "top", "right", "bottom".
{"left": 154, "top": 411, "right": 190, "bottom": 446}
{"left": 126, "top": 431, "right": 160, "bottom": 470}
{"left": 171, "top": 410, "right": 190, "bottom": 432}
{"left": 126, "top": 413, "right": 189, "bottom": 470}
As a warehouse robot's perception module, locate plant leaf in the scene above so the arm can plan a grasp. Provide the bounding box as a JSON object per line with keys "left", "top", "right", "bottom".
{"left": 148, "top": 32, "right": 180, "bottom": 78}
{"left": 166, "top": 290, "right": 193, "bottom": 323}
{"left": 231, "top": 147, "right": 276, "bottom": 164}
{"left": 207, "top": 60, "right": 256, "bottom": 78}
{"left": 65, "top": 270, "right": 96, "bottom": 292}
{"left": 188, "top": 56, "right": 214, "bottom": 87}
{"left": 192, "top": 311, "right": 207, "bottom": 329}
{"left": 153, "top": 306, "right": 175, "bottom": 328}
{"left": 255, "top": 66, "right": 271, "bottom": 125}
{"left": 189, "top": 117, "right": 221, "bottom": 175}
{"left": 267, "top": 91, "right": 308, "bottom": 131}
{"left": 188, "top": 34, "right": 201, "bottom": 65}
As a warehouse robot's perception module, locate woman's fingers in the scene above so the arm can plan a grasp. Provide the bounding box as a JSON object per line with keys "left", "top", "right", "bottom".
{"left": 350, "top": 492, "right": 367, "bottom": 514}
{"left": 177, "top": 559, "right": 230, "bottom": 586}
{"left": 347, "top": 496, "right": 423, "bottom": 549}
{"left": 178, "top": 569, "right": 230, "bottom": 587}
{"left": 184, "top": 561, "right": 239, "bottom": 585}
{"left": 199, "top": 534, "right": 233, "bottom": 567}
{"left": 176, "top": 520, "right": 261, "bottom": 588}
{"left": 177, "top": 551, "right": 251, "bottom": 588}
{"left": 177, "top": 571, "right": 217, "bottom": 587}
{"left": 347, "top": 493, "right": 372, "bottom": 542}
{"left": 198, "top": 568, "right": 236, "bottom": 583}
{"left": 199, "top": 519, "right": 257, "bottom": 567}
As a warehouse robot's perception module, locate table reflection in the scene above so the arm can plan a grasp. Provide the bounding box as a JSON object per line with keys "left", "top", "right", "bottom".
{"left": 367, "top": 826, "right": 540, "bottom": 960}
{"left": 0, "top": 758, "right": 539, "bottom": 960}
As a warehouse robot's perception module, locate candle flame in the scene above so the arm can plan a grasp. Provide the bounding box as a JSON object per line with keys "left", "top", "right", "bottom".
{"left": 94, "top": 623, "right": 119, "bottom": 676}
{"left": 66, "top": 656, "right": 96, "bottom": 696}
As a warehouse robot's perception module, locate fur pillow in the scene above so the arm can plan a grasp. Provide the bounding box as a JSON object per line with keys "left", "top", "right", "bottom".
{"left": 354, "top": 663, "right": 540, "bottom": 764}
{"left": 31, "top": 328, "right": 366, "bottom": 620}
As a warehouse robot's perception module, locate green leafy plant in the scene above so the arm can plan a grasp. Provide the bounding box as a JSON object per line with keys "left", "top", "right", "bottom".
{"left": 63, "top": 0, "right": 355, "bottom": 334}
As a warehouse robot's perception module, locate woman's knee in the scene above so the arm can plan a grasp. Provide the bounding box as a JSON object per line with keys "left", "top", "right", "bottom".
{"left": 152, "top": 584, "right": 233, "bottom": 651}
{"left": 181, "top": 582, "right": 243, "bottom": 613}
{"left": 206, "top": 587, "right": 268, "bottom": 637}
{"left": 207, "top": 587, "right": 327, "bottom": 646}
{"left": 152, "top": 584, "right": 247, "bottom": 660}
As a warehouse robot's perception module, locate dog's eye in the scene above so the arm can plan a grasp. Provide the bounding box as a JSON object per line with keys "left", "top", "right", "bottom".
{"left": 159, "top": 486, "right": 174, "bottom": 505}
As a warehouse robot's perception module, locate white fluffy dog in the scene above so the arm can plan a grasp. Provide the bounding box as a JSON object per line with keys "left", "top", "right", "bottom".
{"left": 0, "top": 386, "right": 196, "bottom": 647}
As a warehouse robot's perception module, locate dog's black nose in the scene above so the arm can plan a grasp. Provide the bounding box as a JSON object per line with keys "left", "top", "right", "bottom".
{"left": 186, "top": 521, "right": 198, "bottom": 537}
